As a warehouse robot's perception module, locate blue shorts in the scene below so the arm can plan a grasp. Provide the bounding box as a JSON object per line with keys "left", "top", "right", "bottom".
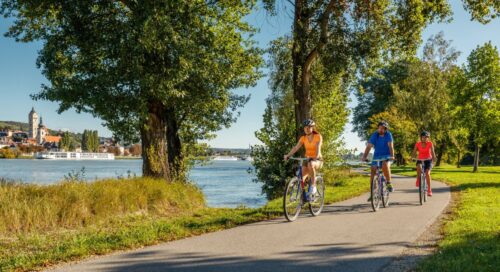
{"left": 371, "top": 159, "right": 390, "bottom": 167}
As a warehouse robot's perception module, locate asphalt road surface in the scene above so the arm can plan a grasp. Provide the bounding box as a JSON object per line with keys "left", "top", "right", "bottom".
{"left": 48, "top": 175, "right": 450, "bottom": 272}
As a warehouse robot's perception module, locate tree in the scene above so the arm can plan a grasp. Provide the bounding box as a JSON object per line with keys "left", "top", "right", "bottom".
{"left": 353, "top": 61, "right": 411, "bottom": 140}
{"left": 2, "top": 0, "right": 262, "bottom": 180}
{"left": 262, "top": 0, "right": 458, "bottom": 138}
{"left": 252, "top": 37, "right": 348, "bottom": 199}
{"left": 354, "top": 32, "right": 462, "bottom": 166}
{"left": 59, "top": 132, "right": 72, "bottom": 151}
{"left": 81, "top": 130, "right": 98, "bottom": 152}
{"left": 392, "top": 60, "right": 452, "bottom": 166}
{"left": 369, "top": 107, "right": 417, "bottom": 165}
{"left": 90, "top": 130, "right": 99, "bottom": 152}
{"left": 81, "top": 130, "right": 87, "bottom": 152}
{"left": 450, "top": 42, "right": 500, "bottom": 172}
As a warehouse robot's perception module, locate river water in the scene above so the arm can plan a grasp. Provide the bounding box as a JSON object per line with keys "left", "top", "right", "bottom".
{"left": 0, "top": 159, "right": 267, "bottom": 208}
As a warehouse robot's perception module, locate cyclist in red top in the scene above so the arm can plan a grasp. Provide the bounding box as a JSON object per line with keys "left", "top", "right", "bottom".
{"left": 411, "top": 131, "right": 437, "bottom": 196}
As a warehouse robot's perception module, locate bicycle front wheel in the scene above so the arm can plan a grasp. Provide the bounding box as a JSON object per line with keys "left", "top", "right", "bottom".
{"left": 371, "top": 175, "right": 381, "bottom": 211}
{"left": 283, "top": 177, "right": 302, "bottom": 222}
{"left": 419, "top": 173, "right": 425, "bottom": 205}
{"left": 309, "top": 176, "right": 325, "bottom": 216}
{"left": 382, "top": 179, "right": 390, "bottom": 208}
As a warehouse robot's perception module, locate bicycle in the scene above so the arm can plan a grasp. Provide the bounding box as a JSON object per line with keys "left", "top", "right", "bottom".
{"left": 414, "top": 158, "right": 432, "bottom": 205}
{"left": 283, "top": 157, "right": 325, "bottom": 222}
{"left": 370, "top": 158, "right": 392, "bottom": 212}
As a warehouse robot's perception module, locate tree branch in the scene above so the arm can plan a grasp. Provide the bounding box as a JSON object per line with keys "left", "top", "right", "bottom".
{"left": 304, "top": 0, "right": 337, "bottom": 72}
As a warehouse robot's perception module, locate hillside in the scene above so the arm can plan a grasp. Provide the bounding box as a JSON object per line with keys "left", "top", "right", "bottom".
{"left": 0, "top": 120, "right": 80, "bottom": 140}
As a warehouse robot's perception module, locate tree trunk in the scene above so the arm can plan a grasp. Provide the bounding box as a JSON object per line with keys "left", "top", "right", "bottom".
{"left": 473, "top": 143, "right": 480, "bottom": 172}
{"left": 165, "top": 107, "right": 184, "bottom": 179}
{"left": 141, "top": 99, "right": 171, "bottom": 180}
{"left": 435, "top": 142, "right": 446, "bottom": 167}
{"left": 292, "top": 0, "right": 313, "bottom": 140}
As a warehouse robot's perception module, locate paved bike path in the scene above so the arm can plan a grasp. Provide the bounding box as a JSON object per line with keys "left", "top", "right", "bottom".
{"left": 49, "top": 175, "right": 450, "bottom": 272}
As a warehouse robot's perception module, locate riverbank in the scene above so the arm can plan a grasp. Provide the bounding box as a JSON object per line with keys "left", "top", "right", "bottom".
{"left": 392, "top": 165, "right": 499, "bottom": 271}
{"left": 0, "top": 168, "right": 369, "bottom": 271}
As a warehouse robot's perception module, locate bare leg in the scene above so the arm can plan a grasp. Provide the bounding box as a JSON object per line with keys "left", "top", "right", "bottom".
{"left": 308, "top": 160, "right": 322, "bottom": 187}
{"left": 302, "top": 164, "right": 310, "bottom": 185}
{"left": 416, "top": 164, "right": 422, "bottom": 183}
{"left": 425, "top": 169, "right": 431, "bottom": 191}
{"left": 370, "top": 166, "right": 377, "bottom": 184}
{"left": 382, "top": 161, "right": 392, "bottom": 183}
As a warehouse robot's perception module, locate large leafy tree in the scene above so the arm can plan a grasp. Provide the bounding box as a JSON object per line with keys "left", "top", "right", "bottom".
{"left": 1, "top": 0, "right": 262, "bottom": 179}
{"left": 352, "top": 61, "right": 410, "bottom": 140}
{"left": 262, "top": 0, "right": 457, "bottom": 138}
{"left": 252, "top": 37, "right": 348, "bottom": 199}
{"left": 450, "top": 42, "right": 500, "bottom": 172}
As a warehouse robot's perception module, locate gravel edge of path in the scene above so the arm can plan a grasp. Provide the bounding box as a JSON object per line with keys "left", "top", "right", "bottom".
{"left": 382, "top": 187, "right": 458, "bottom": 272}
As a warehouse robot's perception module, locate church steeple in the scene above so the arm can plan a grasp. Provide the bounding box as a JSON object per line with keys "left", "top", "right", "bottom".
{"left": 28, "top": 107, "right": 39, "bottom": 139}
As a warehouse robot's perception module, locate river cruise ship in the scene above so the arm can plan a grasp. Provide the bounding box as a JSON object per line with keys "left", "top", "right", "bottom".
{"left": 35, "top": 152, "right": 115, "bottom": 160}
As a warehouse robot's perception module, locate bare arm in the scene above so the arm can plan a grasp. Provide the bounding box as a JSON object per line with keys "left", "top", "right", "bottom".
{"left": 362, "top": 143, "right": 373, "bottom": 161}
{"left": 314, "top": 135, "right": 323, "bottom": 159}
{"left": 431, "top": 143, "right": 437, "bottom": 163}
{"left": 411, "top": 144, "right": 418, "bottom": 159}
{"left": 388, "top": 141, "right": 395, "bottom": 159}
{"left": 284, "top": 140, "right": 303, "bottom": 160}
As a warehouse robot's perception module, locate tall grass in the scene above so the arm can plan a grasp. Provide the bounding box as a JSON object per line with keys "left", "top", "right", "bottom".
{"left": 0, "top": 169, "right": 370, "bottom": 271}
{"left": 0, "top": 178, "right": 205, "bottom": 234}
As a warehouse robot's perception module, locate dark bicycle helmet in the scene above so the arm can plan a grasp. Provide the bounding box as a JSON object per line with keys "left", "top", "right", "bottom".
{"left": 377, "top": 121, "right": 389, "bottom": 129}
{"left": 420, "top": 131, "right": 430, "bottom": 137}
{"left": 303, "top": 119, "right": 316, "bottom": 127}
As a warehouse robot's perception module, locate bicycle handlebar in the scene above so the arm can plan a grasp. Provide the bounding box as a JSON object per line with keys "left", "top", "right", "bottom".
{"left": 289, "top": 157, "right": 309, "bottom": 162}
{"left": 371, "top": 158, "right": 394, "bottom": 162}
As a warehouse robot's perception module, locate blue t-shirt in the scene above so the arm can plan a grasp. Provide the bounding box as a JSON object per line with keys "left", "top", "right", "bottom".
{"left": 369, "top": 131, "right": 393, "bottom": 159}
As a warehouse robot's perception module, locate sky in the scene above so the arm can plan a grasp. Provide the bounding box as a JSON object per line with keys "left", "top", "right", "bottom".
{"left": 0, "top": 2, "right": 498, "bottom": 150}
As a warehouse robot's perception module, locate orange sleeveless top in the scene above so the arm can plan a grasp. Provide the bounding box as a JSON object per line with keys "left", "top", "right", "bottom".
{"left": 300, "top": 133, "right": 321, "bottom": 158}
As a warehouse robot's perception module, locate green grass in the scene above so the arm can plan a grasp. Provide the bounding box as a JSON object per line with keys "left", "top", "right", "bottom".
{"left": 0, "top": 169, "right": 369, "bottom": 271}
{"left": 392, "top": 165, "right": 500, "bottom": 272}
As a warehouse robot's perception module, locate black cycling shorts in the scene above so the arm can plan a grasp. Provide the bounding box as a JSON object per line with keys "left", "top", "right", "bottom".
{"left": 416, "top": 160, "right": 432, "bottom": 170}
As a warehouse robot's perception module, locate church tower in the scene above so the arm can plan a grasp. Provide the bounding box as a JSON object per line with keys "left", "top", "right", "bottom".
{"left": 37, "top": 116, "right": 47, "bottom": 145}
{"left": 29, "top": 107, "right": 39, "bottom": 139}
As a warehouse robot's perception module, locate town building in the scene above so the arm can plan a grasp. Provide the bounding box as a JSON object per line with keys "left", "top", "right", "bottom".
{"left": 28, "top": 108, "right": 61, "bottom": 146}
{"left": 29, "top": 107, "right": 39, "bottom": 139}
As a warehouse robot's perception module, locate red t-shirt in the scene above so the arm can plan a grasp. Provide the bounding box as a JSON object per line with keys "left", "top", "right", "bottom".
{"left": 415, "top": 141, "right": 433, "bottom": 160}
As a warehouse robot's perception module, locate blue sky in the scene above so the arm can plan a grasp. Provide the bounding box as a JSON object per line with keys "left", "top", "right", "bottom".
{"left": 0, "top": 2, "right": 498, "bottom": 149}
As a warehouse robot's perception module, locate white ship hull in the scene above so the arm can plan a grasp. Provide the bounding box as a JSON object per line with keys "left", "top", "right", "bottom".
{"left": 35, "top": 152, "right": 115, "bottom": 160}
{"left": 212, "top": 156, "right": 238, "bottom": 161}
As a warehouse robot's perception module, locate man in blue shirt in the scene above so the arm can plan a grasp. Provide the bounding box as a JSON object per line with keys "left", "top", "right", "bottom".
{"left": 362, "top": 121, "right": 395, "bottom": 192}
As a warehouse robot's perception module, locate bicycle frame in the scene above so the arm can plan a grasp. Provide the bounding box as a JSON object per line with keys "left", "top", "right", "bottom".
{"left": 283, "top": 157, "right": 325, "bottom": 221}
{"left": 289, "top": 157, "right": 310, "bottom": 202}
{"left": 373, "top": 160, "right": 386, "bottom": 193}
{"left": 417, "top": 158, "right": 432, "bottom": 203}
{"left": 370, "top": 157, "right": 392, "bottom": 211}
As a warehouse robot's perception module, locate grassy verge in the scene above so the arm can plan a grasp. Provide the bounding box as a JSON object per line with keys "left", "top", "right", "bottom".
{"left": 392, "top": 165, "right": 499, "bottom": 271}
{"left": 0, "top": 169, "right": 369, "bottom": 271}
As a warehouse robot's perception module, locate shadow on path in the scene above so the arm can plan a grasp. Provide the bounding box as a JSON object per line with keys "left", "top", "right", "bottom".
{"left": 96, "top": 242, "right": 418, "bottom": 272}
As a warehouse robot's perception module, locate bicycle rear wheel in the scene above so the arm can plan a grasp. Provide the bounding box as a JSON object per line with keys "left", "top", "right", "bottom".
{"left": 419, "top": 173, "right": 425, "bottom": 205}
{"left": 371, "top": 174, "right": 381, "bottom": 211}
{"left": 283, "top": 177, "right": 302, "bottom": 222}
{"left": 309, "top": 176, "right": 325, "bottom": 216}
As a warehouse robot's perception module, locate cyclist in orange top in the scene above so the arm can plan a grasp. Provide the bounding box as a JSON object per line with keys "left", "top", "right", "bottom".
{"left": 284, "top": 119, "right": 323, "bottom": 198}
{"left": 411, "top": 131, "right": 437, "bottom": 196}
